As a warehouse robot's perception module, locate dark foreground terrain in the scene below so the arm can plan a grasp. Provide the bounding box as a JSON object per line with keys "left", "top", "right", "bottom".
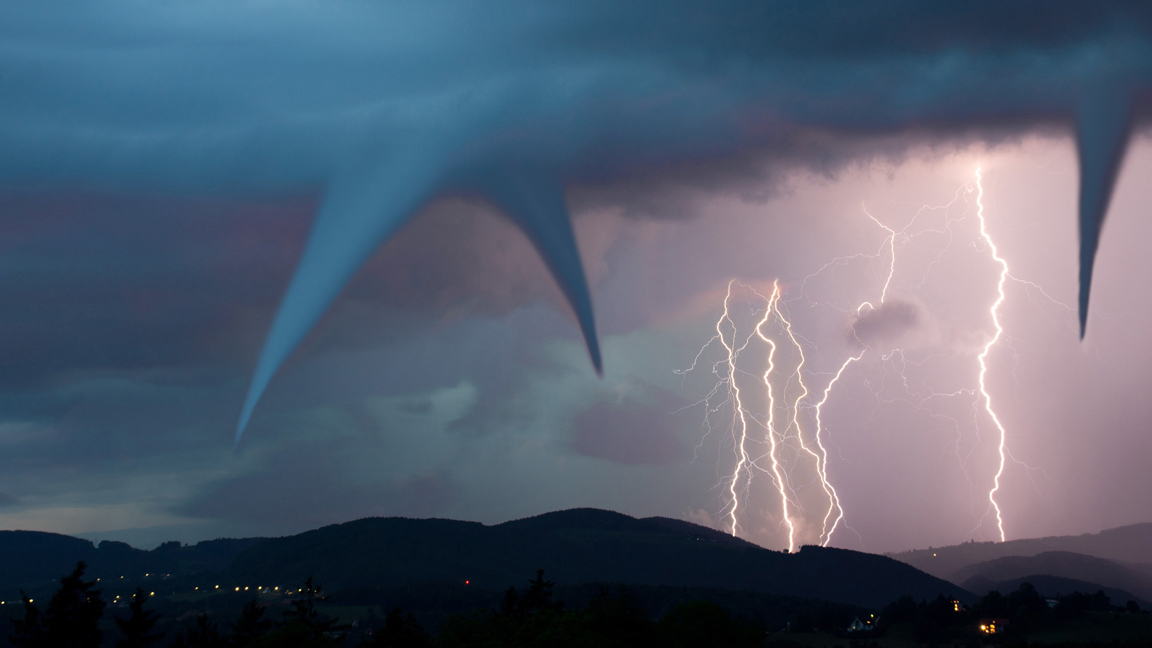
{"left": 0, "top": 509, "right": 963, "bottom": 610}
{"left": 3, "top": 509, "right": 1151, "bottom": 646}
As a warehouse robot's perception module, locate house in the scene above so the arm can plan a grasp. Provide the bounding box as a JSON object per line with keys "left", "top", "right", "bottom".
{"left": 978, "top": 618, "right": 1009, "bottom": 634}
{"left": 846, "top": 617, "right": 873, "bottom": 633}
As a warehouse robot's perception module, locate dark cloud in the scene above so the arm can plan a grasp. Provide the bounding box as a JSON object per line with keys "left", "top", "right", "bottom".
{"left": 848, "top": 300, "right": 921, "bottom": 347}
{"left": 3, "top": 0, "right": 1150, "bottom": 438}
{"left": 0, "top": 491, "right": 17, "bottom": 507}
{"left": 2, "top": 0, "right": 1152, "bottom": 552}
{"left": 571, "top": 387, "right": 692, "bottom": 466}
{"left": 176, "top": 440, "right": 457, "bottom": 534}
{"left": 0, "top": 191, "right": 312, "bottom": 386}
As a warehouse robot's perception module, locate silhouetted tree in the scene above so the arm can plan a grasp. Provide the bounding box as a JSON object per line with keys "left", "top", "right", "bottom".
{"left": 8, "top": 592, "right": 46, "bottom": 648}
{"left": 40, "top": 562, "right": 107, "bottom": 648}
{"left": 657, "top": 601, "right": 760, "bottom": 648}
{"left": 285, "top": 578, "right": 321, "bottom": 628}
{"left": 187, "top": 614, "right": 224, "bottom": 648}
{"left": 582, "top": 587, "right": 655, "bottom": 647}
{"left": 498, "top": 569, "right": 562, "bottom": 621}
{"left": 271, "top": 577, "right": 342, "bottom": 645}
{"left": 230, "top": 598, "right": 272, "bottom": 647}
{"left": 115, "top": 588, "right": 163, "bottom": 648}
{"left": 371, "top": 608, "right": 430, "bottom": 648}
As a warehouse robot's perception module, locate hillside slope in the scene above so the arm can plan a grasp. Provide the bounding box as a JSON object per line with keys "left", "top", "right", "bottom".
{"left": 0, "top": 530, "right": 263, "bottom": 596}
{"left": 228, "top": 508, "right": 969, "bottom": 609}
{"left": 961, "top": 574, "right": 1149, "bottom": 608}
{"left": 951, "top": 551, "right": 1152, "bottom": 601}
{"left": 889, "top": 523, "right": 1152, "bottom": 579}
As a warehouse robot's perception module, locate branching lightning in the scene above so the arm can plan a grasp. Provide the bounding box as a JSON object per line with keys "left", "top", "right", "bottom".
{"left": 974, "top": 168, "right": 1011, "bottom": 543}
{"left": 716, "top": 281, "right": 756, "bottom": 537}
{"left": 755, "top": 283, "right": 797, "bottom": 552}
{"left": 680, "top": 169, "right": 1049, "bottom": 551}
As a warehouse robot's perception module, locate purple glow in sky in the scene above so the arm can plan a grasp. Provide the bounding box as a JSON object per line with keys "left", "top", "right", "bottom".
{"left": 2, "top": 1, "right": 1152, "bottom": 554}
{"left": 2, "top": 135, "right": 1150, "bottom": 553}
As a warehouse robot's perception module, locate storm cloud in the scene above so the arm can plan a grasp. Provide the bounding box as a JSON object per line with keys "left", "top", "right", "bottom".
{"left": 3, "top": 2, "right": 1152, "bottom": 552}
{"left": 2, "top": 1, "right": 1151, "bottom": 441}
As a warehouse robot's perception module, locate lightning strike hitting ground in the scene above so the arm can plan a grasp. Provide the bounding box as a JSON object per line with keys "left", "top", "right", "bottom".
{"left": 754, "top": 283, "right": 798, "bottom": 552}
{"left": 813, "top": 351, "right": 864, "bottom": 546}
{"left": 716, "top": 281, "right": 756, "bottom": 537}
{"left": 974, "top": 168, "right": 1012, "bottom": 543}
{"left": 682, "top": 169, "right": 1046, "bottom": 550}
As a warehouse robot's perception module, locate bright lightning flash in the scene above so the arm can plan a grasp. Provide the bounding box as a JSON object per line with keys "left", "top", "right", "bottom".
{"left": 974, "top": 168, "right": 1011, "bottom": 543}
{"left": 680, "top": 168, "right": 1041, "bottom": 550}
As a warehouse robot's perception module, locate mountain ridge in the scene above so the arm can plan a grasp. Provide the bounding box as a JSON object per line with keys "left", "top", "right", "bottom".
{"left": 1, "top": 508, "right": 966, "bottom": 610}
{"left": 889, "top": 522, "right": 1152, "bottom": 579}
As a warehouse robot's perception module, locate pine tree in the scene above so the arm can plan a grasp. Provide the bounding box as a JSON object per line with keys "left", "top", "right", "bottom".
{"left": 282, "top": 577, "right": 343, "bottom": 643}
{"left": 230, "top": 598, "right": 272, "bottom": 647}
{"left": 114, "top": 588, "right": 163, "bottom": 648}
{"left": 8, "top": 592, "right": 45, "bottom": 648}
{"left": 499, "top": 569, "right": 561, "bottom": 621}
{"left": 186, "top": 614, "right": 223, "bottom": 648}
{"left": 43, "top": 562, "right": 106, "bottom": 648}
{"left": 373, "top": 608, "right": 430, "bottom": 648}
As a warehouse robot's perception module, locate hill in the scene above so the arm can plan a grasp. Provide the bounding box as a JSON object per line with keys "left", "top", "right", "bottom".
{"left": 1, "top": 509, "right": 967, "bottom": 611}
{"left": 961, "top": 573, "right": 1149, "bottom": 608}
{"left": 950, "top": 551, "right": 1152, "bottom": 601}
{"left": 0, "top": 530, "right": 263, "bottom": 597}
{"left": 227, "top": 508, "right": 969, "bottom": 609}
{"left": 889, "top": 522, "right": 1152, "bottom": 579}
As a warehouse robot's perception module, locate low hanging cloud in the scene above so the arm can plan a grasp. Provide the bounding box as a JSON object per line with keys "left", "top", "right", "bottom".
{"left": 848, "top": 299, "right": 921, "bottom": 347}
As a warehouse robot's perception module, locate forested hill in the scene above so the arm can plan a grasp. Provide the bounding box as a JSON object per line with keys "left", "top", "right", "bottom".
{"left": 227, "top": 508, "right": 969, "bottom": 609}
{"left": 890, "top": 523, "right": 1152, "bottom": 580}
{"left": 2, "top": 509, "right": 968, "bottom": 610}
{"left": 0, "top": 530, "right": 262, "bottom": 594}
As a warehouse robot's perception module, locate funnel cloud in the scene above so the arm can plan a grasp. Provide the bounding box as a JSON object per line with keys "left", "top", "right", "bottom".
{"left": 0, "top": 1, "right": 1149, "bottom": 443}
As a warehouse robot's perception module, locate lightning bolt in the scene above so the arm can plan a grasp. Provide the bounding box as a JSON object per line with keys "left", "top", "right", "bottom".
{"left": 754, "top": 282, "right": 797, "bottom": 552}
{"left": 715, "top": 280, "right": 756, "bottom": 537}
{"left": 681, "top": 168, "right": 1041, "bottom": 549}
{"left": 974, "top": 167, "right": 1011, "bottom": 542}
{"left": 769, "top": 287, "right": 842, "bottom": 550}
{"left": 813, "top": 350, "right": 863, "bottom": 546}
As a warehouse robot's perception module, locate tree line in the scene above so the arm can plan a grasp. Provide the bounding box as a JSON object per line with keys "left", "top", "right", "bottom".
{"left": 10, "top": 562, "right": 1152, "bottom": 647}
{"left": 6, "top": 564, "right": 775, "bottom": 648}
{"left": 7, "top": 563, "right": 341, "bottom": 648}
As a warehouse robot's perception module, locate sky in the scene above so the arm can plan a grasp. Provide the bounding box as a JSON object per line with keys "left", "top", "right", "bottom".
{"left": 1, "top": 1, "right": 1152, "bottom": 553}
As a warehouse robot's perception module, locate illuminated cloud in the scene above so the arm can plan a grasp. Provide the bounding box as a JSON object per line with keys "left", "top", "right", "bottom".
{"left": 1, "top": 0, "right": 1150, "bottom": 443}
